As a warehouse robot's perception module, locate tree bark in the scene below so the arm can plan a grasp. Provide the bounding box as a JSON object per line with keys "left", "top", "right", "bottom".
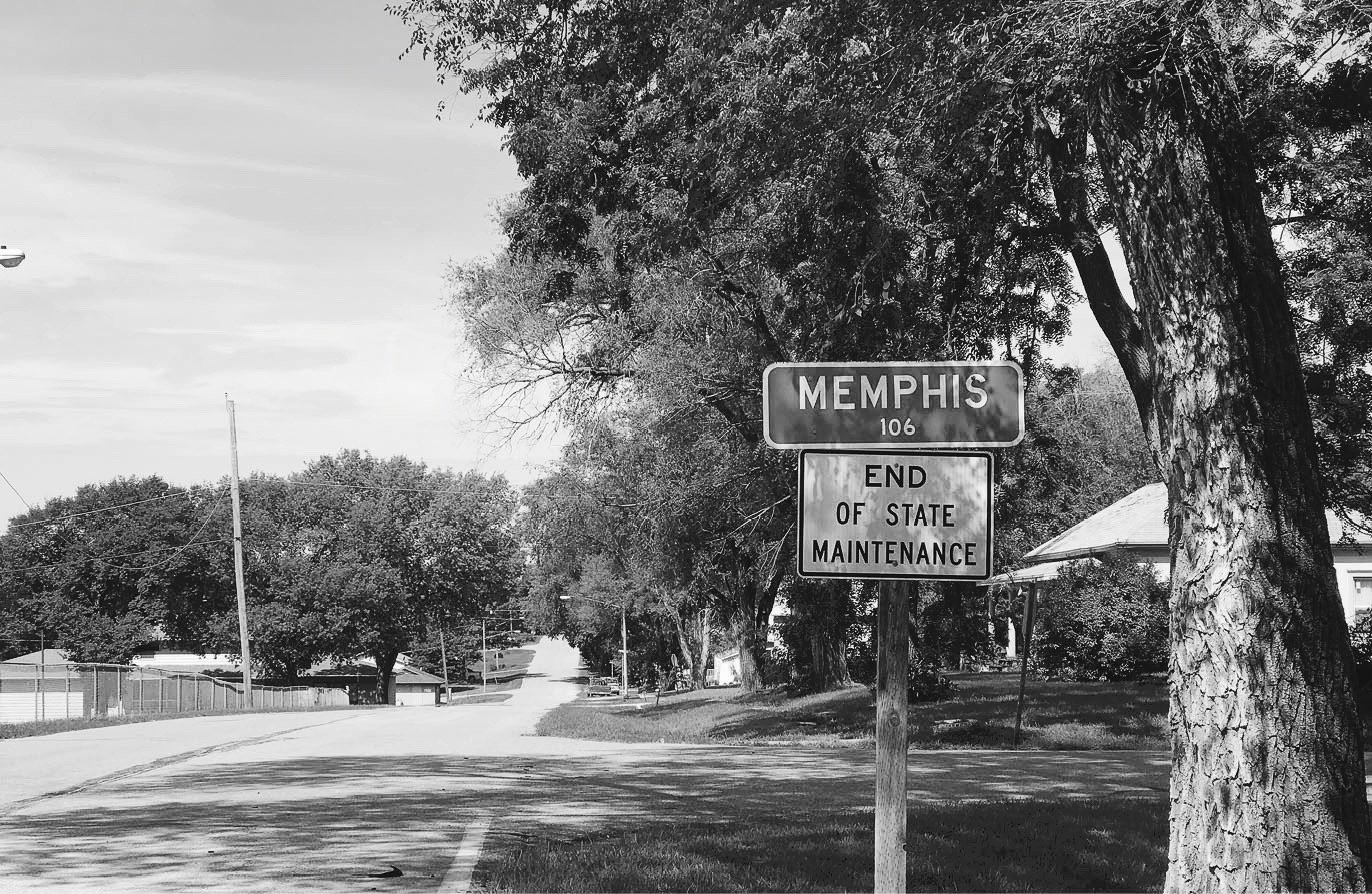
{"left": 791, "top": 579, "right": 854, "bottom": 691}
{"left": 373, "top": 650, "right": 398, "bottom": 705}
{"left": 697, "top": 607, "right": 712, "bottom": 688}
{"left": 734, "top": 616, "right": 768, "bottom": 691}
{"left": 1086, "top": 17, "right": 1371, "bottom": 891}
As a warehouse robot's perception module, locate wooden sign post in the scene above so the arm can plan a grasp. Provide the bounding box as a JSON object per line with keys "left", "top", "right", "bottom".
{"left": 876, "top": 580, "right": 910, "bottom": 893}
{"left": 765, "top": 360, "right": 1021, "bottom": 894}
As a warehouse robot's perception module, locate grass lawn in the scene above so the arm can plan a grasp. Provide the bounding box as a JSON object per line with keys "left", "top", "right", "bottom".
{"left": 537, "top": 674, "right": 1169, "bottom": 750}
{"left": 444, "top": 647, "right": 536, "bottom": 702}
{"left": 481, "top": 798, "right": 1166, "bottom": 893}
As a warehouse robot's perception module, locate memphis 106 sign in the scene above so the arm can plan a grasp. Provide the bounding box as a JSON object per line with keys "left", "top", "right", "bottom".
{"left": 763, "top": 361, "right": 1024, "bottom": 449}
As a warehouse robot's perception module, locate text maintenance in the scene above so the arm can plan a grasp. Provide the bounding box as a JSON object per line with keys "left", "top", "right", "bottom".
{"left": 798, "top": 450, "right": 993, "bottom": 581}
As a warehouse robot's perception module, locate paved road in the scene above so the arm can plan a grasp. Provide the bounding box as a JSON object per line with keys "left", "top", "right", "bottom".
{"left": 0, "top": 637, "right": 1169, "bottom": 892}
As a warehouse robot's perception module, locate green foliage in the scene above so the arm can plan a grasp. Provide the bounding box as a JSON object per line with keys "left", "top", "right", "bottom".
{"left": 1031, "top": 555, "right": 1169, "bottom": 682}
{"left": 907, "top": 654, "right": 955, "bottom": 702}
{"left": 996, "top": 364, "right": 1157, "bottom": 568}
{"left": 520, "top": 407, "right": 781, "bottom": 687}
{"left": 0, "top": 476, "right": 232, "bottom": 662}
{"left": 1348, "top": 611, "right": 1372, "bottom": 689}
{"left": 0, "top": 456, "right": 522, "bottom": 688}
{"left": 234, "top": 451, "right": 523, "bottom": 684}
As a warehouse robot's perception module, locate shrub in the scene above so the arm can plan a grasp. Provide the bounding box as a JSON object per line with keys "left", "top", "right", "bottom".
{"left": 1349, "top": 611, "right": 1372, "bottom": 687}
{"left": 908, "top": 653, "right": 955, "bottom": 701}
{"left": 1031, "top": 553, "right": 1168, "bottom": 681}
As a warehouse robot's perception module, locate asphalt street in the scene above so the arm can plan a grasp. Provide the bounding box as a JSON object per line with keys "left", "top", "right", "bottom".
{"left": 0, "top": 637, "right": 1170, "bottom": 893}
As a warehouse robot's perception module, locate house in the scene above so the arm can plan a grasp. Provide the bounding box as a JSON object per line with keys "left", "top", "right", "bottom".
{"left": 0, "top": 652, "right": 83, "bottom": 723}
{"left": 392, "top": 665, "right": 444, "bottom": 706}
{"left": 303, "top": 655, "right": 443, "bottom": 706}
{"left": 988, "top": 483, "right": 1372, "bottom": 623}
{"left": 131, "top": 647, "right": 242, "bottom": 675}
{"left": 708, "top": 648, "right": 742, "bottom": 686}
{"left": 3, "top": 648, "right": 72, "bottom": 665}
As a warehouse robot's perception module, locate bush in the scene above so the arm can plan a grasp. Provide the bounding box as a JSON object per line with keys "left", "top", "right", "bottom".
{"left": 1349, "top": 612, "right": 1372, "bottom": 687}
{"left": 1031, "top": 553, "right": 1168, "bottom": 681}
{"left": 908, "top": 654, "right": 955, "bottom": 701}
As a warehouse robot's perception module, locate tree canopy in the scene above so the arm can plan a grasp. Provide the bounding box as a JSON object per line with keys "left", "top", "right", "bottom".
{"left": 395, "top": 0, "right": 1372, "bottom": 887}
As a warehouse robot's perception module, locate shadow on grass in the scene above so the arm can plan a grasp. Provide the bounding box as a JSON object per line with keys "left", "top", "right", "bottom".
{"left": 0, "top": 747, "right": 1170, "bottom": 890}
{"left": 484, "top": 799, "right": 1167, "bottom": 893}
{"left": 651, "top": 676, "right": 1168, "bottom": 749}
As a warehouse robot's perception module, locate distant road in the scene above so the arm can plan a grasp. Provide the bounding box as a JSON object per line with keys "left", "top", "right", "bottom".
{"left": 0, "top": 637, "right": 1169, "bottom": 892}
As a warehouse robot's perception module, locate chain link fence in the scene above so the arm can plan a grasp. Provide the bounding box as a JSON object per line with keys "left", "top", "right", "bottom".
{"left": 0, "top": 663, "right": 348, "bottom": 724}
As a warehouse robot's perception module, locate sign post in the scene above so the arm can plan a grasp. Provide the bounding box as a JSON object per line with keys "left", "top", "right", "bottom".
{"left": 764, "top": 360, "right": 1021, "bottom": 894}
{"left": 875, "top": 579, "right": 909, "bottom": 894}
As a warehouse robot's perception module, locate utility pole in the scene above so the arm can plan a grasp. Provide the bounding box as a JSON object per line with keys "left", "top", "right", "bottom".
{"left": 438, "top": 619, "right": 450, "bottom": 705}
{"left": 226, "top": 395, "right": 253, "bottom": 707}
{"left": 620, "top": 603, "right": 629, "bottom": 702}
{"left": 481, "top": 617, "right": 488, "bottom": 693}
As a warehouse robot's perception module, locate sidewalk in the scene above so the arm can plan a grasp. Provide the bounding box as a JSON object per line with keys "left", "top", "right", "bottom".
{"left": 0, "top": 709, "right": 373, "bottom": 809}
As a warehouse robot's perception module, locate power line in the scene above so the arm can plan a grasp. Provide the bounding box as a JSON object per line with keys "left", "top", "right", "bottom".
{"left": 86, "top": 500, "right": 230, "bottom": 573}
{"left": 2, "top": 488, "right": 230, "bottom": 575}
{"left": 0, "top": 469, "right": 33, "bottom": 510}
{"left": 282, "top": 480, "right": 501, "bottom": 496}
{"left": 8, "top": 487, "right": 221, "bottom": 530}
{"left": 0, "top": 537, "right": 233, "bottom": 576}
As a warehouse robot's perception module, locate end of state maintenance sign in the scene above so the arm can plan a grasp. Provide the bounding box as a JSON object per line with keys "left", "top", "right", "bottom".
{"left": 799, "top": 450, "right": 993, "bottom": 581}
{"left": 764, "top": 361, "right": 1024, "bottom": 448}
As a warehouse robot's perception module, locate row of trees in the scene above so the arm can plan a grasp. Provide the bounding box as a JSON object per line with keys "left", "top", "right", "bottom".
{"left": 0, "top": 451, "right": 522, "bottom": 700}
{"left": 516, "top": 361, "right": 1155, "bottom": 693}
{"left": 393, "top": 0, "right": 1372, "bottom": 886}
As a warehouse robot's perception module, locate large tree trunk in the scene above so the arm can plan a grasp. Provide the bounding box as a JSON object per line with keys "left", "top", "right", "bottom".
{"left": 1085, "top": 16, "right": 1371, "bottom": 891}
{"left": 696, "top": 607, "right": 711, "bottom": 688}
{"left": 734, "top": 615, "right": 768, "bottom": 691}
{"left": 791, "top": 579, "right": 854, "bottom": 691}
{"left": 373, "top": 650, "right": 398, "bottom": 705}
{"left": 661, "top": 595, "right": 697, "bottom": 684}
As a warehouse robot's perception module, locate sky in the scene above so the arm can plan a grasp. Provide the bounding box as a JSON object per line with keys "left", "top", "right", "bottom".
{"left": 0, "top": 2, "right": 1113, "bottom": 532}
{"left": 0, "top": 1, "right": 566, "bottom": 530}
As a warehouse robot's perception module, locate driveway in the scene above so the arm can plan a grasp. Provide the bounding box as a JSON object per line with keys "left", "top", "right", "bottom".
{"left": 0, "top": 637, "right": 1169, "bottom": 892}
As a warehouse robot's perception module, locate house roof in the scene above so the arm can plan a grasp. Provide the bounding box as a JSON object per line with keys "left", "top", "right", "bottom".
{"left": 395, "top": 667, "right": 444, "bottom": 685}
{"left": 983, "top": 558, "right": 1096, "bottom": 589}
{"left": 1021, "top": 482, "right": 1372, "bottom": 566}
{"left": 304, "top": 656, "right": 444, "bottom": 684}
{"left": 2, "top": 648, "right": 72, "bottom": 665}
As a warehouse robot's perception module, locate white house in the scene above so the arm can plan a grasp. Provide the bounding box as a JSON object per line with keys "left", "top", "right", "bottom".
{"left": 709, "top": 648, "right": 743, "bottom": 686}
{"left": 988, "top": 483, "right": 1372, "bottom": 623}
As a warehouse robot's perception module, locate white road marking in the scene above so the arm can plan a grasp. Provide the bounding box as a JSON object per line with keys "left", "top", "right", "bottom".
{"left": 438, "top": 812, "right": 493, "bottom": 894}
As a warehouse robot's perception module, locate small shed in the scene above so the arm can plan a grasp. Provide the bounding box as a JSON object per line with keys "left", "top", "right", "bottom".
{"left": 1, "top": 652, "right": 84, "bottom": 723}
{"left": 393, "top": 666, "right": 443, "bottom": 707}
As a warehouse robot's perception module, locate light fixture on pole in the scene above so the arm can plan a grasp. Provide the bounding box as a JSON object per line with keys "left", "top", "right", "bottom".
{"left": 0, "top": 245, "right": 26, "bottom": 268}
{"left": 559, "top": 593, "right": 629, "bottom": 701}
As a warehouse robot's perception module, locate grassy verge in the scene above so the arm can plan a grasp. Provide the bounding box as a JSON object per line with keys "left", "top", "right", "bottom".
{"left": 0, "top": 702, "right": 383, "bottom": 740}
{"left": 444, "top": 647, "right": 537, "bottom": 702}
{"left": 537, "top": 674, "right": 1169, "bottom": 750}
{"left": 446, "top": 692, "right": 514, "bottom": 705}
{"left": 482, "top": 798, "right": 1166, "bottom": 893}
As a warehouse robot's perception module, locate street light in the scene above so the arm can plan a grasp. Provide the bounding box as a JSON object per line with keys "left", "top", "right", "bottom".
{"left": 0, "top": 246, "right": 25, "bottom": 269}
{"left": 560, "top": 593, "right": 629, "bottom": 701}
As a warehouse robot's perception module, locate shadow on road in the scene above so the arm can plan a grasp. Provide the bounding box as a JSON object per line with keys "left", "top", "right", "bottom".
{"left": 0, "top": 746, "right": 1169, "bottom": 891}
